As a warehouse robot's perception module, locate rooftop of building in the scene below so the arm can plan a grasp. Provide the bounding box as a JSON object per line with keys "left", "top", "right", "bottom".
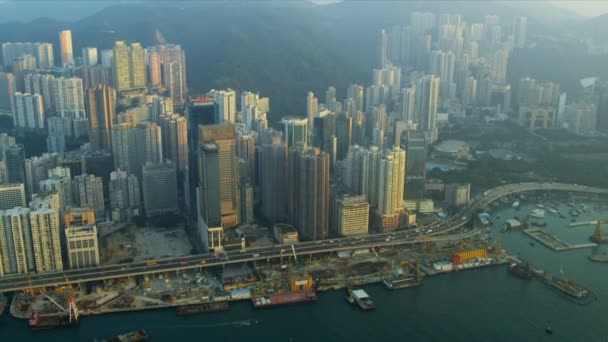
{"left": 435, "top": 139, "right": 469, "bottom": 154}
{"left": 274, "top": 223, "right": 297, "bottom": 233}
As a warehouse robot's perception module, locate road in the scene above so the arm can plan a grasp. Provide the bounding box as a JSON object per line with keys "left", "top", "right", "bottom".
{"left": 0, "top": 182, "right": 605, "bottom": 293}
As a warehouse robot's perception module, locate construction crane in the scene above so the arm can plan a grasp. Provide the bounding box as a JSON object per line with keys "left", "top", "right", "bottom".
{"left": 26, "top": 274, "right": 35, "bottom": 298}
{"left": 569, "top": 219, "right": 608, "bottom": 243}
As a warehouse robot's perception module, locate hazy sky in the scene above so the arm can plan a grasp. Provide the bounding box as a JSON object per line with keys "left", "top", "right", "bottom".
{"left": 551, "top": 1, "right": 608, "bottom": 17}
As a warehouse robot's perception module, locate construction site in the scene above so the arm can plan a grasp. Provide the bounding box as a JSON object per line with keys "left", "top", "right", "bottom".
{"left": 8, "top": 228, "right": 510, "bottom": 322}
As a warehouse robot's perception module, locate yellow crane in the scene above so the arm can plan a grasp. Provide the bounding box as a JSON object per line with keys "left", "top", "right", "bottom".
{"left": 570, "top": 219, "right": 608, "bottom": 243}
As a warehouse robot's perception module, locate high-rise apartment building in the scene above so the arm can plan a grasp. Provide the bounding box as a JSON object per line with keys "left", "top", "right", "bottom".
{"left": 306, "top": 92, "right": 318, "bottom": 131}
{"left": 1, "top": 42, "right": 54, "bottom": 68}
{"left": 0, "top": 73, "right": 16, "bottom": 111}
{"left": 59, "top": 30, "right": 74, "bottom": 65}
{"left": 281, "top": 116, "right": 308, "bottom": 148}
{"left": 287, "top": 146, "right": 330, "bottom": 241}
{"left": 379, "top": 29, "right": 388, "bottom": 68}
{"left": 87, "top": 85, "right": 116, "bottom": 152}
{"left": 0, "top": 207, "right": 34, "bottom": 275}
{"left": 159, "top": 113, "right": 188, "bottom": 172}
{"left": 0, "top": 183, "right": 26, "bottom": 210}
{"left": 211, "top": 89, "right": 237, "bottom": 124}
{"left": 142, "top": 161, "right": 178, "bottom": 217}
{"left": 29, "top": 205, "right": 63, "bottom": 273}
{"left": 81, "top": 47, "right": 98, "bottom": 66}
{"left": 51, "top": 77, "right": 86, "bottom": 119}
{"left": 109, "top": 169, "right": 140, "bottom": 222}
{"left": 11, "top": 92, "right": 45, "bottom": 130}
{"left": 72, "top": 174, "right": 105, "bottom": 219}
{"left": 112, "top": 41, "right": 147, "bottom": 93}
{"left": 258, "top": 131, "right": 288, "bottom": 223}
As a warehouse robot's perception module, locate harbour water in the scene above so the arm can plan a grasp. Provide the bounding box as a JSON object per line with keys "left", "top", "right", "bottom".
{"left": 1, "top": 196, "right": 607, "bottom": 341}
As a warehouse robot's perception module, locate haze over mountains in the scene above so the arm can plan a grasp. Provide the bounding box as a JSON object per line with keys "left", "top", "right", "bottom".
{"left": 0, "top": 1, "right": 606, "bottom": 118}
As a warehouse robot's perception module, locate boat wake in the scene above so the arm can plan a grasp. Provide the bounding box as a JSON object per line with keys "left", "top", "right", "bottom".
{"left": 164, "top": 320, "right": 259, "bottom": 329}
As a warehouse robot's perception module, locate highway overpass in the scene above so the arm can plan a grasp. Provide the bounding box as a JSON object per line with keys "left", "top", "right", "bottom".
{"left": 0, "top": 182, "right": 605, "bottom": 293}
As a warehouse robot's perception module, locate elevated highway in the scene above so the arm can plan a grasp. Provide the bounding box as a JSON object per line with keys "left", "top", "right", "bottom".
{"left": 0, "top": 182, "right": 605, "bottom": 293}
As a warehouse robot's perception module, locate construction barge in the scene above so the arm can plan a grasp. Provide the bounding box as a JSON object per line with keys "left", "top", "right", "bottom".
{"left": 540, "top": 270, "right": 597, "bottom": 305}
{"left": 252, "top": 291, "right": 317, "bottom": 308}
{"left": 176, "top": 301, "right": 229, "bottom": 316}
{"left": 588, "top": 254, "right": 608, "bottom": 263}
{"left": 29, "top": 294, "right": 80, "bottom": 330}
{"left": 508, "top": 259, "right": 534, "bottom": 279}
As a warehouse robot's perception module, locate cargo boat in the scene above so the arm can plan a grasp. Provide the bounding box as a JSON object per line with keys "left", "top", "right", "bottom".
{"left": 588, "top": 254, "right": 608, "bottom": 263}
{"left": 176, "top": 301, "right": 229, "bottom": 316}
{"left": 101, "top": 329, "right": 149, "bottom": 342}
{"left": 252, "top": 291, "right": 317, "bottom": 308}
{"left": 347, "top": 289, "right": 375, "bottom": 311}
{"left": 508, "top": 259, "right": 534, "bottom": 279}
{"left": 29, "top": 313, "right": 79, "bottom": 331}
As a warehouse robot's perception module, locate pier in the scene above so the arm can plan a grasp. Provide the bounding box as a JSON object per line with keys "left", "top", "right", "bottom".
{"left": 524, "top": 229, "right": 597, "bottom": 251}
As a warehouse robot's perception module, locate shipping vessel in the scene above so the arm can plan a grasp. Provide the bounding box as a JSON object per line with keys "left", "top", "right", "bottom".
{"left": 347, "top": 289, "right": 375, "bottom": 311}
{"left": 508, "top": 259, "right": 534, "bottom": 279}
{"left": 100, "top": 329, "right": 149, "bottom": 342}
{"left": 176, "top": 301, "right": 229, "bottom": 316}
{"left": 252, "top": 291, "right": 317, "bottom": 308}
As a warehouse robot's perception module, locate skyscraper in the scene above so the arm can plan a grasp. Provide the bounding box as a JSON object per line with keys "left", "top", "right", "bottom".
{"left": 335, "top": 195, "right": 369, "bottom": 236}
{"left": 430, "top": 50, "right": 455, "bottom": 100}
{"left": 11, "top": 92, "right": 45, "bottom": 130}
{"left": 287, "top": 146, "right": 330, "bottom": 241}
{"left": 379, "top": 29, "right": 388, "bottom": 68}
{"left": 159, "top": 113, "right": 188, "bottom": 172}
{"left": 110, "top": 123, "right": 135, "bottom": 173}
{"left": 167, "top": 62, "right": 185, "bottom": 108}
{"left": 491, "top": 49, "right": 509, "bottom": 85}
{"left": 87, "top": 85, "right": 116, "bottom": 152}
{"left": 401, "top": 131, "right": 427, "bottom": 200}
{"left": 148, "top": 51, "right": 162, "bottom": 86}
{"left": 415, "top": 75, "right": 440, "bottom": 143}
{"left": 306, "top": 92, "right": 318, "bottom": 131}
{"left": 258, "top": 131, "right": 288, "bottom": 223}
{"left": 82, "top": 47, "right": 98, "bottom": 66}
{"left": 142, "top": 162, "right": 178, "bottom": 217}
{"left": 59, "top": 30, "right": 74, "bottom": 66}
{"left": 377, "top": 146, "right": 406, "bottom": 216}
{"left": 512, "top": 16, "right": 527, "bottom": 49}
{"left": 236, "top": 128, "right": 256, "bottom": 182}
{"left": 198, "top": 123, "right": 239, "bottom": 228}
{"left": 399, "top": 86, "right": 416, "bottom": 122}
